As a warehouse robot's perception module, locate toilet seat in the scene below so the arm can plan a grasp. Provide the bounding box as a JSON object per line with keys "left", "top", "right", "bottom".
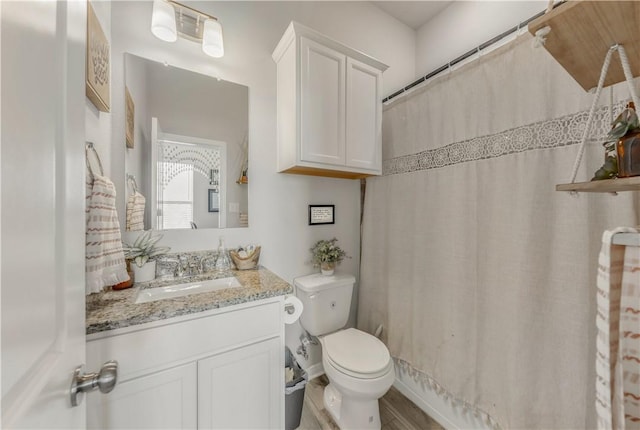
{"left": 323, "top": 328, "right": 392, "bottom": 379}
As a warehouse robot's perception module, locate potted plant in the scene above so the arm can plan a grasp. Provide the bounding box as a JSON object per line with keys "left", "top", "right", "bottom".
{"left": 593, "top": 103, "right": 640, "bottom": 180}
{"left": 123, "top": 230, "right": 170, "bottom": 283}
{"left": 310, "top": 238, "right": 348, "bottom": 276}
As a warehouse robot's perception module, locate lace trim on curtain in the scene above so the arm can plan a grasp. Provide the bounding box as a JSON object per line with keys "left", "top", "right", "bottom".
{"left": 394, "top": 357, "right": 503, "bottom": 430}
{"left": 383, "top": 102, "right": 624, "bottom": 176}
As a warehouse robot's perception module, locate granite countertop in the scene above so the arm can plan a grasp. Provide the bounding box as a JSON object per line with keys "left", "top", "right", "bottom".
{"left": 86, "top": 266, "right": 293, "bottom": 335}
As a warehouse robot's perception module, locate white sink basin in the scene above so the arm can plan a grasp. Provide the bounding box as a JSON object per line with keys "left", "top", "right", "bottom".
{"left": 135, "top": 277, "right": 242, "bottom": 304}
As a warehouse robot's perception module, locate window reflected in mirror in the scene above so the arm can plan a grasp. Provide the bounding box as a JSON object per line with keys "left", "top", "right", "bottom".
{"left": 155, "top": 135, "right": 226, "bottom": 229}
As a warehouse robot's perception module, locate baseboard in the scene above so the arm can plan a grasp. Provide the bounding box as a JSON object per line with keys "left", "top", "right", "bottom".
{"left": 393, "top": 377, "right": 459, "bottom": 430}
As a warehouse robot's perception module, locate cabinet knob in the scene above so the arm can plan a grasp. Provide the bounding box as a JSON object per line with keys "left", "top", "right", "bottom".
{"left": 69, "top": 360, "right": 118, "bottom": 407}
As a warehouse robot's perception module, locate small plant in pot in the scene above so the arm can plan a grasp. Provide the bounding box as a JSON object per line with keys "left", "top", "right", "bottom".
{"left": 310, "top": 238, "right": 349, "bottom": 276}
{"left": 593, "top": 103, "right": 640, "bottom": 180}
{"left": 123, "top": 230, "right": 170, "bottom": 283}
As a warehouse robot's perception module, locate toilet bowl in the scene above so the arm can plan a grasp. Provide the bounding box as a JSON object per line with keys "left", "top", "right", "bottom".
{"left": 294, "top": 273, "right": 395, "bottom": 430}
{"left": 320, "top": 328, "right": 395, "bottom": 429}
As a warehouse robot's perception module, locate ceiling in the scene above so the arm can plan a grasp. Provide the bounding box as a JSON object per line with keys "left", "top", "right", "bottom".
{"left": 371, "top": 1, "right": 453, "bottom": 30}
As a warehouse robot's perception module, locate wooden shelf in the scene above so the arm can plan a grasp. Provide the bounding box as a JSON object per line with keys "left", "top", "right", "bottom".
{"left": 556, "top": 176, "right": 640, "bottom": 193}
{"left": 613, "top": 232, "right": 640, "bottom": 246}
{"left": 528, "top": 1, "right": 640, "bottom": 91}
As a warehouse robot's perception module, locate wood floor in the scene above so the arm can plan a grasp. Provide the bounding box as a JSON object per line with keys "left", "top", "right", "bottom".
{"left": 296, "top": 375, "right": 444, "bottom": 430}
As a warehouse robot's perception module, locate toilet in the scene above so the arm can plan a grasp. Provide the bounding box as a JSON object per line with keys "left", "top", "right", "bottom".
{"left": 294, "top": 273, "right": 394, "bottom": 430}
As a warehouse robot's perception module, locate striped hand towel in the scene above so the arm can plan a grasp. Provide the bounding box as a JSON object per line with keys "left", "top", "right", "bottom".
{"left": 85, "top": 172, "right": 129, "bottom": 294}
{"left": 596, "top": 227, "right": 640, "bottom": 429}
{"left": 126, "top": 191, "right": 146, "bottom": 231}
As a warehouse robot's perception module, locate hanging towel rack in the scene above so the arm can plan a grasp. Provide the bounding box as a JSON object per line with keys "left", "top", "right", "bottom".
{"left": 127, "top": 174, "right": 139, "bottom": 193}
{"left": 85, "top": 141, "right": 104, "bottom": 179}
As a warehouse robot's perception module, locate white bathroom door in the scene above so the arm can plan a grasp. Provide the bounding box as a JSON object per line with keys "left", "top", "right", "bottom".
{"left": 151, "top": 117, "right": 164, "bottom": 229}
{"left": 2, "top": 0, "right": 87, "bottom": 428}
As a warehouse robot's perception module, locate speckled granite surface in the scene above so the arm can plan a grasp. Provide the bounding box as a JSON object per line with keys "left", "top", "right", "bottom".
{"left": 86, "top": 266, "right": 292, "bottom": 335}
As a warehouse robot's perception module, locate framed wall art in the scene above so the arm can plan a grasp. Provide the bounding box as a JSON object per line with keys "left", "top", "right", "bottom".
{"left": 86, "top": 2, "right": 110, "bottom": 112}
{"left": 309, "top": 205, "right": 335, "bottom": 225}
{"left": 125, "top": 86, "right": 134, "bottom": 148}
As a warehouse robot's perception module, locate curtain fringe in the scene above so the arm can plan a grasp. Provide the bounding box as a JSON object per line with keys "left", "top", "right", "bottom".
{"left": 394, "top": 357, "right": 503, "bottom": 430}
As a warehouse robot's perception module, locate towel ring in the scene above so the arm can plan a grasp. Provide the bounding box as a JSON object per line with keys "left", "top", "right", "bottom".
{"left": 85, "top": 142, "right": 104, "bottom": 179}
{"left": 127, "top": 174, "right": 139, "bottom": 194}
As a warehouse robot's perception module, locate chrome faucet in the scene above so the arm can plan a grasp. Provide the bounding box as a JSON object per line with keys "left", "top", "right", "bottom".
{"left": 199, "top": 255, "right": 217, "bottom": 274}
{"left": 174, "top": 254, "right": 188, "bottom": 277}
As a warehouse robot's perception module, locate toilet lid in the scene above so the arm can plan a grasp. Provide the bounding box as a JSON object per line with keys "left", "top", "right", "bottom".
{"left": 323, "top": 328, "right": 391, "bottom": 376}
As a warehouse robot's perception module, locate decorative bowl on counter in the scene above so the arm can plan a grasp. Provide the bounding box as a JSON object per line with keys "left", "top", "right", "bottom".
{"left": 230, "top": 246, "right": 261, "bottom": 270}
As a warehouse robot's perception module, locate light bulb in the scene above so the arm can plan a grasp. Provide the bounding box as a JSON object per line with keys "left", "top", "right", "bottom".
{"left": 151, "top": 0, "right": 177, "bottom": 42}
{"left": 202, "top": 19, "right": 224, "bottom": 58}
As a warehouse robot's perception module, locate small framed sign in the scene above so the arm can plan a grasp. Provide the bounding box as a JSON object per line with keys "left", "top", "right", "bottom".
{"left": 309, "top": 205, "right": 335, "bottom": 225}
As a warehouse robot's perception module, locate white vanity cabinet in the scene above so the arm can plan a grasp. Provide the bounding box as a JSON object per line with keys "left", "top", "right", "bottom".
{"left": 87, "top": 362, "right": 198, "bottom": 429}
{"left": 198, "top": 337, "right": 281, "bottom": 428}
{"left": 273, "top": 21, "right": 388, "bottom": 179}
{"left": 86, "top": 298, "right": 284, "bottom": 429}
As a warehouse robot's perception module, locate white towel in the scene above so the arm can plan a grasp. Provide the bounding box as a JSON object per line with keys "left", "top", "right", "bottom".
{"left": 596, "top": 227, "right": 640, "bottom": 429}
{"left": 126, "top": 191, "right": 146, "bottom": 231}
{"left": 85, "top": 172, "right": 129, "bottom": 294}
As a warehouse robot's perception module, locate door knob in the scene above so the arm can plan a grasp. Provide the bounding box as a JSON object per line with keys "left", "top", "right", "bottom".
{"left": 70, "top": 360, "right": 118, "bottom": 407}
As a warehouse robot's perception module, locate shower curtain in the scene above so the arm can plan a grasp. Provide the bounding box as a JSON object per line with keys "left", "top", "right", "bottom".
{"left": 358, "top": 33, "right": 640, "bottom": 429}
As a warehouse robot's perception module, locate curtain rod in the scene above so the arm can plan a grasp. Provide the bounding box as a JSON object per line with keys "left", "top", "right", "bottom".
{"left": 382, "top": 1, "right": 566, "bottom": 104}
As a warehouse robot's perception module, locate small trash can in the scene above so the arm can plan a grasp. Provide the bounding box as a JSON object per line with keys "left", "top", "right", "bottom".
{"left": 285, "top": 347, "right": 308, "bottom": 430}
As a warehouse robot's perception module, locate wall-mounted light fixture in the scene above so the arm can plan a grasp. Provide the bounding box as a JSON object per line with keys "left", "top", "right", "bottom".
{"left": 151, "top": 0, "right": 224, "bottom": 58}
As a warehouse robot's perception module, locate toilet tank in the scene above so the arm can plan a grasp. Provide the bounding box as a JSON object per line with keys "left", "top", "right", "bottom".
{"left": 294, "top": 273, "right": 356, "bottom": 336}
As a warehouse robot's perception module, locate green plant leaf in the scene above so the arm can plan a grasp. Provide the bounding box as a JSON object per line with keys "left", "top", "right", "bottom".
{"left": 134, "top": 255, "right": 149, "bottom": 267}
{"left": 608, "top": 122, "right": 630, "bottom": 140}
{"left": 591, "top": 155, "right": 618, "bottom": 181}
{"left": 123, "top": 230, "right": 170, "bottom": 263}
{"left": 132, "top": 230, "right": 150, "bottom": 248}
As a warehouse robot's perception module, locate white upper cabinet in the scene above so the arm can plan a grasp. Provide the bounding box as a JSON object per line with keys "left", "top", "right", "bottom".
{"left": 300, "top": 37, "right": 346, "bottom": 166}
{"left": 346, "top": 57, "right": 383, "bottom": 171}
{"left": 273, "top": 22, "right": 388, "bottom": 179}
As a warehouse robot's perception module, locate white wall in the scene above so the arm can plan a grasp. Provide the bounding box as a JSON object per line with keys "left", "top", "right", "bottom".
{"left": 415, "top": 1, "right": 547, "bottom": 78}
{"left": 111, "top": 1, "right": 415, "bottom": 370}
{"left": 85, "top": 0, "right": 113, "bottom": 181}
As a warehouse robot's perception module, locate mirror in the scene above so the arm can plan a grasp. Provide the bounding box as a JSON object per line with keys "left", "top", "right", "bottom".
{"left": 124, "top": 53, "right": 249, "bottom": 230}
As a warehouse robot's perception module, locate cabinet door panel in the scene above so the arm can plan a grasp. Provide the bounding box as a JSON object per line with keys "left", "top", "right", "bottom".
{"left": 198, "top": 337, "right": 282, "bottom": 429}
{"left": 87, "top": 363, "right": 197, "bottom": 429}
{"left": 300, "top": 36, "right": 346, "bottom": 165}
{"left": 346, "top": 57, "right": 382, "bottom": 171}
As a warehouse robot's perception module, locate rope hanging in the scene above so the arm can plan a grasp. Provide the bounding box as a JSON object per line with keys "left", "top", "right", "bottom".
{"left": 567, "top": 44, "right": 640, "bottom": 185}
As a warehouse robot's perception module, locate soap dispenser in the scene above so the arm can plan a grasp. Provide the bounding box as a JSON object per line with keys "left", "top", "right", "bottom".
{"left": 215, "top": 237, "right": 231, "bottom": 272}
